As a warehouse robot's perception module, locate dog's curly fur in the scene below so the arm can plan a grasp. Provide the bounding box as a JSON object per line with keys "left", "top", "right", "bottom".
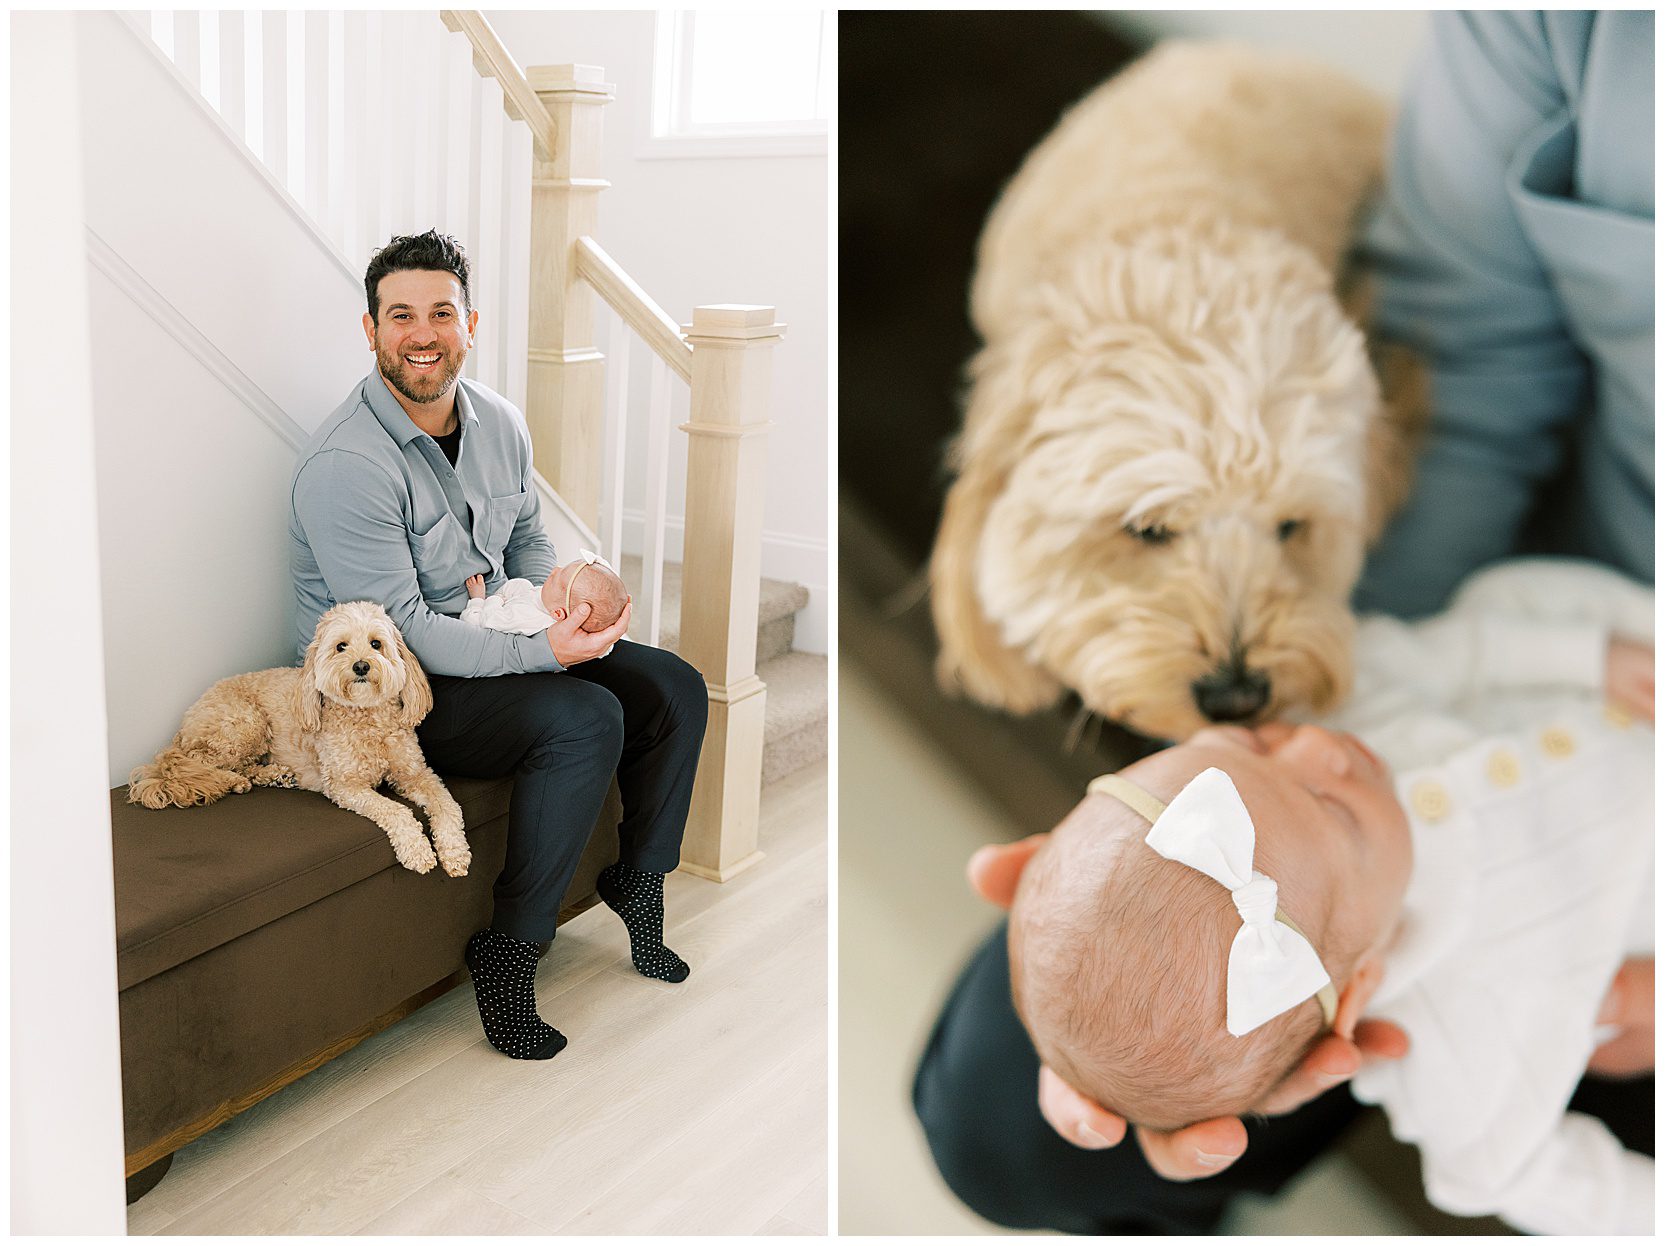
{"left": 128, "top": 601, "right": 469, "bottom": 877}
{"left": 932, "top": 43, "right": 1421, "bottom": 742}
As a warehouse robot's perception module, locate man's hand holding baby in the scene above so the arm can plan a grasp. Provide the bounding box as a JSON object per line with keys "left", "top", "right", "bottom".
{"left": 546, "top": 597, "right": 631, "bottom": 667}
{"left": 1589, "top": 956, "right": 1654, "bottom": 1078}
{"left": 1604, "top": 636, "right": 1653, "bottom": 723}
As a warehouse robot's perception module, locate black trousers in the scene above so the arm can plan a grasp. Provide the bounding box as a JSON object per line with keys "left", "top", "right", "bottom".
{"left": 416, "top": 640, "right": 708, "bottom": 944}
{"left": 911, "top": 922, "right": 1654, "bottom": 1235}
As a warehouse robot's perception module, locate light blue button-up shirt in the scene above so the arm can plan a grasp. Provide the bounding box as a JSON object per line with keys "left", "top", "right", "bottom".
{"left": 1356, "top": 11, "right": 1654, "bottom": 618}
{"left": 289, "top": 370, "right": 564, "bottom": 676}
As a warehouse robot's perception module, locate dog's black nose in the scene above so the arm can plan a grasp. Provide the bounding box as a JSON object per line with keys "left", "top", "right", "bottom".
{"left": 352, "top": 660, "right": 371, "bottom": 677}
{"left": 1192, "top": 663, "right": 1270, "bottom": 723}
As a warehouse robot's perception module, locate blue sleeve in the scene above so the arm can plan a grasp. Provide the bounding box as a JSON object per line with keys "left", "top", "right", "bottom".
{"left": 503, "top": 480, "right": 558, "bottom": 586}
{"left": 1354, "top": 12, "right": 1591, "bottom": 619}
{"left": 293, "top": 450, "right": 562, "bottom": 677}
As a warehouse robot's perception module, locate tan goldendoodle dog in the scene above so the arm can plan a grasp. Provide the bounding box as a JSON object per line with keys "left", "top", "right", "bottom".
{"left": 128, "top": 600, "right": 469, "bottom": 877}
{"left": 932, "top": 42, "right": 1421, "bottom": 742}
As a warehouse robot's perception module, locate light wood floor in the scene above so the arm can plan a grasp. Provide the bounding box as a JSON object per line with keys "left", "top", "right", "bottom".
{"left": 127, "top": 761, "right": 827, "bottom": 1237}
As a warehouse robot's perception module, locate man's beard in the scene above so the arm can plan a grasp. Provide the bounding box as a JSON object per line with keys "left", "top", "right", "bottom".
{"left": 376, "top": 339, "right": 465, "bottom": 408}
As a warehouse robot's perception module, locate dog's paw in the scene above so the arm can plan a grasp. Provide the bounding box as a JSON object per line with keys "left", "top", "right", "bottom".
{"left": 247, "top": 764, "right": 299, "bottom": 789}
{"left": 435, "top": 839, "right": 471, "bottom": 878}
{"left": 390, "top": 832, "right": 438, "bottom": 875}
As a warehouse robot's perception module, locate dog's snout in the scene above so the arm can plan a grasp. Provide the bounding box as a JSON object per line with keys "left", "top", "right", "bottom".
{"left": 352, "top": 660, "right": 371, "bottom": 677}
{"left": 1192, "top": 663, "right": 1270, "bottom": 723}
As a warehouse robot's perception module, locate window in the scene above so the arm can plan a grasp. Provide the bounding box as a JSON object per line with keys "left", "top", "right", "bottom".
{"left": 646, "top": 10, "right": 831, "bottom": 158}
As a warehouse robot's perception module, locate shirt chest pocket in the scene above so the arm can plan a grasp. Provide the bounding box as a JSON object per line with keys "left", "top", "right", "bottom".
{"left": 408, "top": 513, "right": 470, "bottom": 599}
{"left": 485, "top": 490, "right": 527, "bottom": 561}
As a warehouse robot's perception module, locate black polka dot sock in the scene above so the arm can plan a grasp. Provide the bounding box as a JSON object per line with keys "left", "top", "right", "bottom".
{"left": 596, "top": 862, "right": 690, "bottom": 983}
{"left": 463, "top": 928, "right": 568, "bottom": 1060}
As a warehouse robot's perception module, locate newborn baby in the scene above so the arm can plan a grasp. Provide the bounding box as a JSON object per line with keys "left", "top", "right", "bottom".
{"left": 1011, "top": 558, "right": 1653, "bottom": 1235}
{"left": 461, "top": 550, "right": 629, "bottom": 638}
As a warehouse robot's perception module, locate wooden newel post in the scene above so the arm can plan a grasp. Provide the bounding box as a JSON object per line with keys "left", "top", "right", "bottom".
{"left": 525, "top": 63, "right": 612, "bottom": 529}
{"left": 677, "top": 305, "right": 786, "bottom": 882}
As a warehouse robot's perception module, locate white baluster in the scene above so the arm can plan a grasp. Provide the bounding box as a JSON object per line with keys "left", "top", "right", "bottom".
{"left": 216, "top": 11, "right": 244, "bottom": 140}
{"left": 284, "top": 10, "right": 306, "bottom": 200}
{"left": 641, "top": 356, "right": 673, "bottom": 648}
{"left": 359, "top": 10, "right": 384, "bottom": 262}
{"left": 242, "top": 9, "right": 262, "bottom": 159}
{"left": 339, "top": 10, "right": 367, "bottom": 268}
{"left": 604, "top": 307, "right": 630, "bottom": 570}
{"left": 383, "top": 12, "right": 417, "bottom": 235}
{"left": 458, "top": 72, "right": 481, "bottom": 383}
{"left": 503, "top": 116, "right": 534, "bottom": 413}
{"left": 259, "top": 11, "right": 288, "bottom": 186}
{"left": 474, "top": 72, "right": 505, "bottom": 395}
{"left": 410, "top": 19, "right": 441, "bottom": 236}
{"left": 370, "top": 12, "right": 399, "bottom": 246}
{"left": 172, "top": 10, "right": 200, "bottom": 93}
{"left": 323, "top": 11, "right": 347, "bottom": 252}
{"left": 197, "top": 10, "right": 220, "bottom": 111}
{"left": 149, "top": 11, "right": 174, "bottom": 60}
{"left": 441, "top": 31, "right": 475, "bottom": 241}
{"left": 303, "top": 11, "right": 331, "bottom": 230}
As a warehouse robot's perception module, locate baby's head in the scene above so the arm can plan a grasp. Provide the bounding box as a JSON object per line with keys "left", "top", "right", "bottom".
{"left": 541, "top": 554, "right": 629, "bottom": 633}
{"left": 1009, "top": 722, "right": 1413, "bottom": 1130}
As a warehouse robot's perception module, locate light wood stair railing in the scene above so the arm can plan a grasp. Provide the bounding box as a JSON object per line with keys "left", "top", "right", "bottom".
{"left": 448, "top": 12, "right": 784, "bottom": 882}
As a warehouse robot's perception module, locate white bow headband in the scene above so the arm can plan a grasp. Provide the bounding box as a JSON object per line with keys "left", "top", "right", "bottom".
{"left": 1090, "top": 768, "right": 1338, "bottom": 1038}
{"left": 564, "top": 549, "right": 618, "bottom": 614}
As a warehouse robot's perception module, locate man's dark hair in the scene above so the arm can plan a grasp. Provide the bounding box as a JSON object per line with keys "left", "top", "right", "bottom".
{"left": 364, "top": 230, "right": 472, "bottom": 322}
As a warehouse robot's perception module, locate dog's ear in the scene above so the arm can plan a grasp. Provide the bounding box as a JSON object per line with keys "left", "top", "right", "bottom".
{"left": 1361, "top": 338, "right": 1427, "bottom": 543}
{"left": 292, "top": 628, "right": 325, "bottom": 732}
{"left": 1343, "top": 275, "right": 1426, "bottom": 545}
{"left": 393, "top": 628, "right": 433, "bottom": 728}
{"left": 930, "top": 458, "right": 1063, "bottom": 715}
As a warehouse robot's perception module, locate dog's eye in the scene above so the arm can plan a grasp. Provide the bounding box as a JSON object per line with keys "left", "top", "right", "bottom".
{"left": 370, "top": 639, "right": 382, "bottom": 650}
{"left": 1124, "top": 521, "right": 1175, "bottom": 546}
{"left": 335, "top": 642, "right": 347, "bottom": 652}
{"left": 1277, "top": 518, "right": 1306, "bottom": 542}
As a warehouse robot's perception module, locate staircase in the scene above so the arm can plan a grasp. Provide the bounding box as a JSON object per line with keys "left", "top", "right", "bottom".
{"left": 621, "top": 556, "right": 827, "bottom": 785}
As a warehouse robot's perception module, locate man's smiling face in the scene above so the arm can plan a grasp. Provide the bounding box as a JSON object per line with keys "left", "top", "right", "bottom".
{"left": 362, "top": 269, "right": 478, "bottom": 410}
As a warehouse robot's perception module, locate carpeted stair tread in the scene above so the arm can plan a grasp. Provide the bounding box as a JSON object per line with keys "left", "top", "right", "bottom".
{"left": 760, "top": 650, "right": 828, "bottom": 784}
{"left": 619, "top": 555, "right": 809, "bottom": 663}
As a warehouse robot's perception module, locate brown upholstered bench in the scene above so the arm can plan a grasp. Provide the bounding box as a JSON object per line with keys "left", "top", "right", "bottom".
{"left": 111, "top": 774, "right": 618, "bottom": 1201}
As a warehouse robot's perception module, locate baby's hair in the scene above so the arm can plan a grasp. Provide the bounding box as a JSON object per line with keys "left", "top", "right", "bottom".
{"left": 1009, "top": 779, "right": 1362, "bottom": 1131}
{"left": 571, "top": 563, "right": 628, "bottom": 633}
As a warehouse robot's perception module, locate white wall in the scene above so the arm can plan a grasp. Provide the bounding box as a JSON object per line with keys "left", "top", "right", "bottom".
{"left": 485, "top": 10, "right": 829, "bottom": 653}
{"left": 78, "top": 11, "right": 371, "bottom": 782}
{"left": 1100, "top": 10, "right": 1429, "bottom": 99}
{"left": 11, "top": 13, "right": 129, "bottom": 1233}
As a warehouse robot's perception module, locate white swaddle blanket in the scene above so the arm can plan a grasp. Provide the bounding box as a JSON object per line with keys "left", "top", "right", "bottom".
{"left": 458, "top": 578, "right": 555, "bottom": 637}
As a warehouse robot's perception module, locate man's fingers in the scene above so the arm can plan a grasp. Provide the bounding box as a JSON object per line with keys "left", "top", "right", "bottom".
{"left": 1136, "top": 1116, "right": 1248, "bottom": 1181}
{"left": 1256, "top": 1034, "right": 1363, "bottom": 1116}
{"left": 1598, "top": 958, "right": 1654, "bottom": 1027}
{"left": 1037, "top": 1065, "right": 1126, "bottom": 1149}
{"left": 603, "top": 601, "right": 632, "bottom": 640}
{"left": 966, "top": 834, "right": 1050, "bottom": 909}
{"left": 1587, "top": 1026, "right": 1655, "bottom": 1078}
{"left": 1253, "top": 1020, "right": 1410, "bottom": 1118}
{"left": 1353, "top": 1017, "right": 1411, "bottom": 1061}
